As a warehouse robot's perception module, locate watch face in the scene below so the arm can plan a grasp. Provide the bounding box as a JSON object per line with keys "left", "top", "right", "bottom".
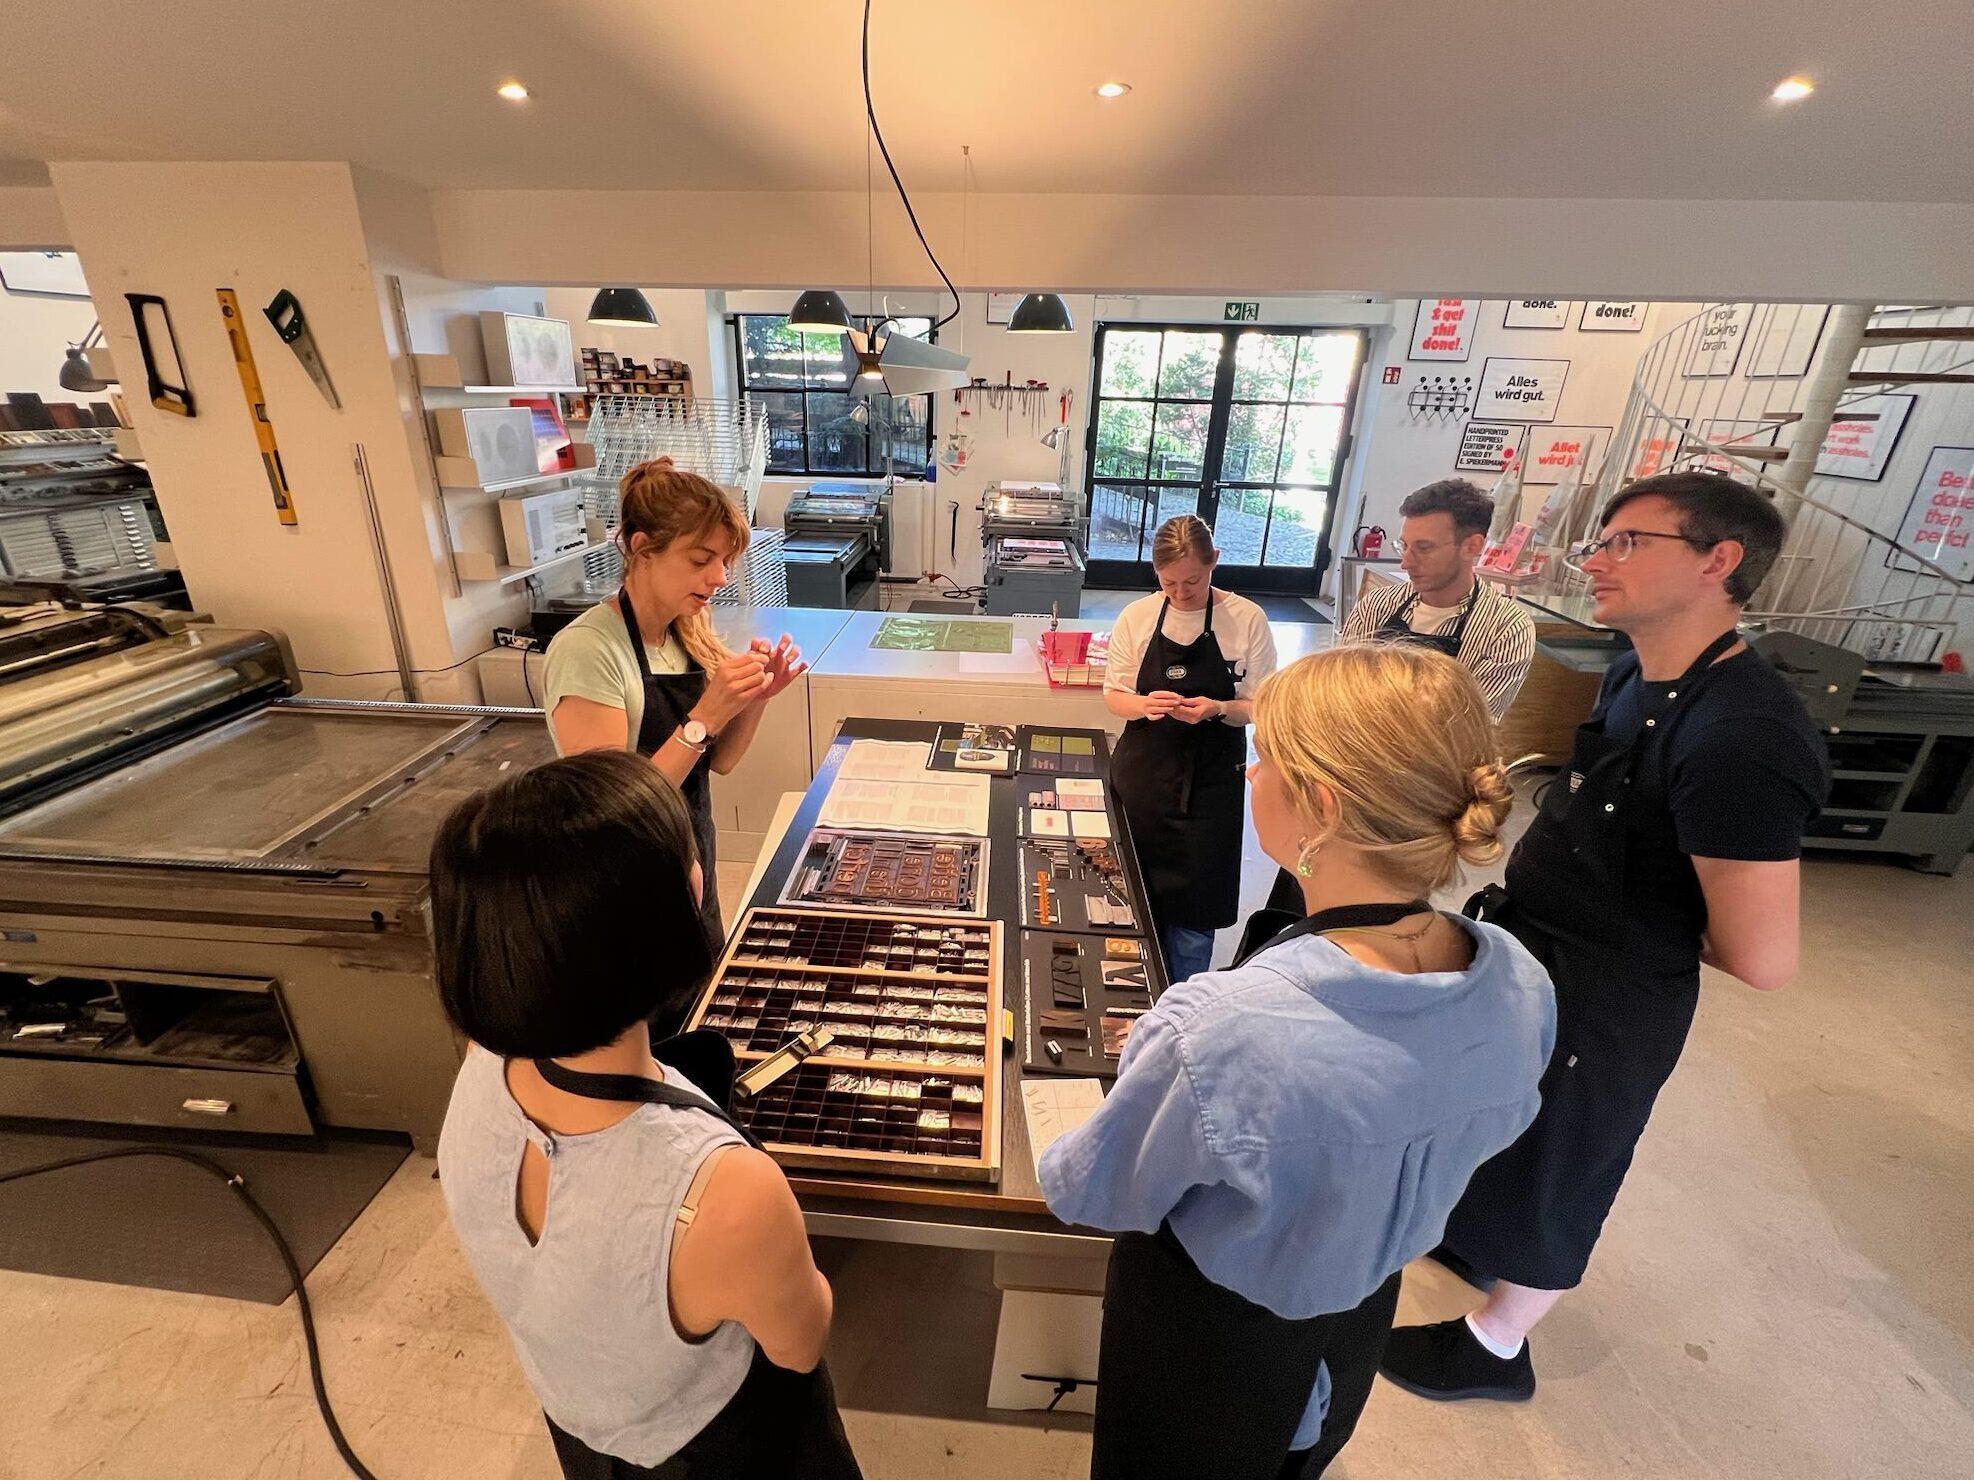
{"left": 682, "top": 720, "right": 709, "bottom": 745}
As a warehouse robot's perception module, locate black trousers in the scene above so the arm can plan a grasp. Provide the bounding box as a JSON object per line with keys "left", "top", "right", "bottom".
{"left": 544, "top": 1349, "right": 861, "bottom": 1480}
{"left": 1093, "top": 1224, "right": 1404, "bottom": 1480}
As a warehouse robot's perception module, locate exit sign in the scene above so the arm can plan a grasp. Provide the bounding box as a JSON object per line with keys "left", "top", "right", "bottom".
{"left": 1223, "top": 301, "right": 1260, "bottom": 322}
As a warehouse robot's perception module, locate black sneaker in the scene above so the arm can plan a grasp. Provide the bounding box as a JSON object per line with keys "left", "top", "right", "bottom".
{"left": 1379, "top": 1318, "right": 1536, "bottom": 1402}
{"left": 1424, "top": 1243, "right": 1497, "bottom": 1293}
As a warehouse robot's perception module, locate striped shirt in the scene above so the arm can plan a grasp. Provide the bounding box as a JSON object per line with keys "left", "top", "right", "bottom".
{"left": 1339, "top": 579, "right": 1536, "bottom": 718}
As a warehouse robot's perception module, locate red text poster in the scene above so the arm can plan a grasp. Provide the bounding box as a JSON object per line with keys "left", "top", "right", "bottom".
{"left": 1410, "top": 299, "right": 1475, "bottom": 361}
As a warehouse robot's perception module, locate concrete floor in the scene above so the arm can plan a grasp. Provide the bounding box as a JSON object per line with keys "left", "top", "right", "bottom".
{"left": 3, "top": 843, "right": 1971, "bottom": 1478}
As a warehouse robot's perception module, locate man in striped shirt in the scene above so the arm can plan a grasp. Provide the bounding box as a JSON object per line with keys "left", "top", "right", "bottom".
{"left": 1340, "top": 479, "right": 1536, "bottom": 718}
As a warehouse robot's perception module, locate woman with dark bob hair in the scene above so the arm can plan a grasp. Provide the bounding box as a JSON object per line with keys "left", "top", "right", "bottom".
{"left": 432, "top": 750, "right": 861, "bottom": 1479}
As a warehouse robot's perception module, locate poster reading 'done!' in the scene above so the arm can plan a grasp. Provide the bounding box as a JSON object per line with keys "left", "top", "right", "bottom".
{"left": 1475, "top": 358, "right": 1569, "bottom": 423}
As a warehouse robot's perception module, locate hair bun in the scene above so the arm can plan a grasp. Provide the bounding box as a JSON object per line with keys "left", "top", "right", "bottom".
{"left": 1454, "top": 761, "right": 1514, "bottom": 866}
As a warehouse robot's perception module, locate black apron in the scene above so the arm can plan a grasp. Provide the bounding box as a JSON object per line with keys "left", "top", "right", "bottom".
{"left": 1109, "top": 596, "right": 1247, "bottom": 931}
{"left": 1093, "top": 902, "right": 1426, "bottom": 1480}
{"left": 533, "top": 1035, "right": 863, "bottom": 1480}
{"left": 1373, "top": 580, "right": 1481, "bottom": 658}
{"left": 1441, "top": 630, "right": 1741, "bottom": 1291}
{"left": 619, "top": 592, "right": 725, "bottom": 960}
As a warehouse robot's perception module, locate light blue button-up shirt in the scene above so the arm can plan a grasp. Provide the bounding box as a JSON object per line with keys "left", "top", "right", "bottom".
{"left": 1039, "top": 915, "right": 1555, "bottom": 1449}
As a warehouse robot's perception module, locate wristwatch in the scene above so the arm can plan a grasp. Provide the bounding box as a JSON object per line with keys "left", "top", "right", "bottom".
{"left": 672, "top": 718, "right": 715, "bottom": 754}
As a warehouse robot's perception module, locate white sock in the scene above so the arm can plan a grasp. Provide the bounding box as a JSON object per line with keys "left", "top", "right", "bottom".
{"left": 1465, "top": 1314, "right": 1525, "bottom": 1360}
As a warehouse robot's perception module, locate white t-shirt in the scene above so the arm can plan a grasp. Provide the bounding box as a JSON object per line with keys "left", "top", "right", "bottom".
{"left": 541, "top": 599, "right": 688, "bottom": 756}
{"left": 1104, "top": 590, "right": 1278, "bottom": 701}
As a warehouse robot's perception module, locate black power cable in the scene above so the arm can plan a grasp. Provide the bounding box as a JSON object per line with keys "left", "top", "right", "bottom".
{"left": 0, "top": 1147, "right": 382, "bottom": 1480}
{"left": 862, "top": 0, "right": 962, "bottom": 330}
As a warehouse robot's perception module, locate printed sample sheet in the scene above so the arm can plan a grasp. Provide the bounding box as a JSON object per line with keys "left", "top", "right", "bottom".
{"left": 823, "top": 740, "right": 991, "bottom": 835}
{"left": 1021, "top": 1077, "right": 1107, "bottom": 1162}
{"left": 869, "top": 617, "right": 1016, "bottom": 653}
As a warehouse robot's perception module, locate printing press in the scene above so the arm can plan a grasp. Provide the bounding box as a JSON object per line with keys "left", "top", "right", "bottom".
{"left": 781, "top": 480, "right": 892, "bottom": 610}
{"left": 979, "top": 481, "right": 1087, "bottom": 617}
{"left": 0, "top": 604, "right": 555, "bottom": 1148}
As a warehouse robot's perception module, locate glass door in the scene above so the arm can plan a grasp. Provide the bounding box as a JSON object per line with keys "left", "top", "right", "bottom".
{"left": 1083, "top": 325, "right": 1365, "bottom": 595}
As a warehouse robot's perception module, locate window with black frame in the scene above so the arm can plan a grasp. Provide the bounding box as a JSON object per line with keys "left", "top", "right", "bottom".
{"left": 733, "top": 314, "right": 935, "bottom": 479}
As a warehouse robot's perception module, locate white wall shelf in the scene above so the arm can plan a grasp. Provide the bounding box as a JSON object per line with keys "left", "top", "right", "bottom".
{"left": 454, "top": 536, "right": 614, "bottom": 586}
{"left": 434, "top": 462, "right": 589, "bottom": 496}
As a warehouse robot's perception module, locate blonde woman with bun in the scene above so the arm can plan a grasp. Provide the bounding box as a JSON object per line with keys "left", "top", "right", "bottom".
{"left": 1041, "top": 643, "right": 1556, "bottom": 1480}
{"left": 545, "top": 458, "right": 807, "bottom": 956}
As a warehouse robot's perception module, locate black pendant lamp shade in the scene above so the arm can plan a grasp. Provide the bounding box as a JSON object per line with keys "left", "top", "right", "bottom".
{"left": 788, "top": 289, "right": 855, "bottom": 335}
{"left": 586, "top": 287, "right": 659, "bottom": 327}
{"left": 1007, "top": 292, "right": 1075, "bottom": 333}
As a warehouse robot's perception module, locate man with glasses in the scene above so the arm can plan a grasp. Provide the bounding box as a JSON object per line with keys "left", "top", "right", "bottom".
{"left": 1380, "top": 470, "right": 1829, "bottom": 1403}
{"left": 1340, "top": 478, "right": 1535, "bottom": 718}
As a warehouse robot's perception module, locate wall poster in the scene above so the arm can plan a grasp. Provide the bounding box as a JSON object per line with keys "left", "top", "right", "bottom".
{"left": 1580, "top": 300, "right": 1648, "bottom": 332}
{"left": 1889, "top": 447, "right": 1974, "bottom": 581}
{"left": 1688, "top": 418, "right": 1782, "bottom": 473}
{"left": 1474, "top": 357, "right": 1570, "bottom": 422}
{"left": 1816, "top": 393, "right": 1916, "bottom": 482}
{"left": 1455, "top": 420, "right": 1527, "bottom": 474}
{"left": 1745, "top": 304, "right": 1830, "bottom": 379}
{"left": 1631, "top": 420, "right": 1689, "bottom": 478}
{"left": 1409, "top": 299, "right": 1476, "bottom": 361}
{"left": 1683, "top": 303, "right": 1754, "bottom": 377}
{"left": 1503, "top": 300, "right": 1573, "bottom": 330}
{"left": 1522, "top": 425, "right": 1612, "bottom": 484}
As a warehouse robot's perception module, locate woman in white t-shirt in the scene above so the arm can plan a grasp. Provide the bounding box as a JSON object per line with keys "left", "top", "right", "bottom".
{"left": 1103, "top": 515, "right": 1278, "bottom": 982}
{"left": 543, "top": 458, "right": 806, "bottom": 956}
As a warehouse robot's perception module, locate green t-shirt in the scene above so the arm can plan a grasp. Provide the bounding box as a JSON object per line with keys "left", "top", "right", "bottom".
{"left": 541, "top": 600, "right": 687, "bottom": 755}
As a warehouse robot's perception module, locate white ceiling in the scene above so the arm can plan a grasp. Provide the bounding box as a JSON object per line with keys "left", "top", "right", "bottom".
{"left": 2, "top": 0, "right": 1968, "bottom": 202}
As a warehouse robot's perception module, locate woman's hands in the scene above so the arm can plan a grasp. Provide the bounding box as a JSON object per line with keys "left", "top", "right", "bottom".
{"left": 698, "top": 649, "right": 773, "bottom": 729}
{"left": 1142, "top": 690, "right": 1220, "bottom": 723}
{"left": 750, "top": 635, "right": 808, "bottom": 702}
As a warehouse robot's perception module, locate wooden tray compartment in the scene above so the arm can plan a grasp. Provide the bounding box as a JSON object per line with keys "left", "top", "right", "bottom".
{"left": 687, "top": 907, "right": 1003, "bottom": 1182}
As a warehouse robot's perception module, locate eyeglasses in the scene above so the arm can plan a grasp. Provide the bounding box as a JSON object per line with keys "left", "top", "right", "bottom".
{"left": 1568, "top": 529, "right": 1716, "bottom": 566}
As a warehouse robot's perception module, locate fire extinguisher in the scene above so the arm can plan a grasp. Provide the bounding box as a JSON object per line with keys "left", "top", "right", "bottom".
{"left": 1354, "top": 524, "right": 1386, "bottom": 559}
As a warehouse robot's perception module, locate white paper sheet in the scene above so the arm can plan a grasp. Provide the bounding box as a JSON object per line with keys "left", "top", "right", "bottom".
{"left": 837, "top": 739, "right": 934, "bottom": 781}
{"left": 819, "top": 768, "right": 991, "bottom": 836}
{"left": 1071, "top": 812, "right": 1113, "bottom": 841}
{"left": 1029, "top": 808, "right": 1070, "bottom": 837}
{"left": 1021, "top": 1078, "right": 1108, "bottom": 1162}
{"left": 1055, "top": 778, "right": 1107, "bottom": 806}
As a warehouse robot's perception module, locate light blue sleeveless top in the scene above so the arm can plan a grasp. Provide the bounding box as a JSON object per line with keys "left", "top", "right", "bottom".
{"left": 437, "top": 1046, "right": 755, "bottom": 1466}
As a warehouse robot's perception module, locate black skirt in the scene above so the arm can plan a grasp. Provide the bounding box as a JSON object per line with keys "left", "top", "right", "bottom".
{"left": 544, "top": 1348, "right": 861, "bottom": 1480}
{"left": 1094, "top": 1223, "right": 1402, "bottom": 1480}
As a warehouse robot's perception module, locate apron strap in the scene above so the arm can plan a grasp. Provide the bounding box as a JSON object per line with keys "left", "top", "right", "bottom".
{"left": 1247, "top": 898, "right": 1434, "bottom": 960}
{"left": 532, "top": 1047, "right": 764, "bottom": 1150}
{"left": 616, "top": 586, "right": 657, "bottom": 682}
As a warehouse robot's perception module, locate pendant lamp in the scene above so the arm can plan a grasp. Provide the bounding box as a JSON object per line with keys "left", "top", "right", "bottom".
{"left": 586, "top": 288, "right": 659, "bottom": 327}
{"left": 1007, "top": 293, "right": 1075, "bottom": 333}
{"left": 788, "top": 289, "right": 855, "bottom": 335}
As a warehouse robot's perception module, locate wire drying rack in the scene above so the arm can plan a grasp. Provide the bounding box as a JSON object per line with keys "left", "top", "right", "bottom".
{"left": 566, "top": 397, "right": 783, "bottom": 607}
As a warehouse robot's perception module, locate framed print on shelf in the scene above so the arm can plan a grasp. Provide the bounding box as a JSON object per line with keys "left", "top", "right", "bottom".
{"left": 1579, "top": 300, "right": 1647, "bottom": 332}
{"left": 1503, "top": 300, "right": 1573, "bottom": 330}
{"left": 1745, "top": 304, "right": 1830, "bottom": 379}
{"left": 1683, "top": 303, "right": 1753, "bottom": 378}
{"left": 479, "top": 311, "right": 577, "bottom": 389}
{"left": 1816, "top": 393, "right": 1916, "bottom": 482}
{"left": 1409, "top": 299, "right": 1475, "bottom": 361}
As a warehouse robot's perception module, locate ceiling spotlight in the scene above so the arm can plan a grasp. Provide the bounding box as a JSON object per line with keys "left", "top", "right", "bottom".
{"left": 496, "top": 80, "right": 531, "bottom": 102}
{"left": 1771, "top": 76, "right": 1814, "bottom": 102}
{"left": 1094, "top": 82, "right": 1132, "bottom": 99}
